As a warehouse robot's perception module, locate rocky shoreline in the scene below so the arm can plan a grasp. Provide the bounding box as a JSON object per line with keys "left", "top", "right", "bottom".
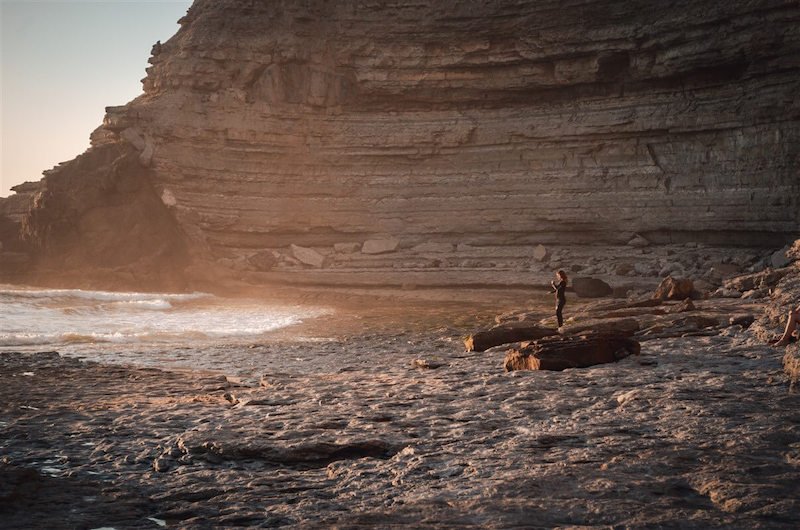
{"left": 2, "top": 259, "right": 800, "bottom": 528}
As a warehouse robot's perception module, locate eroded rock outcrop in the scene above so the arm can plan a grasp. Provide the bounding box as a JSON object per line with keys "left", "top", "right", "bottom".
{"left": 16, "top": 143, "right": 189, "bottom": 289}
{"left": 652, "top": 276, "right": 695, "bottom": 301}
{"left": 465, "top": 323, "right": 558, "bottom": 352}
{"left": 504, "top": 332, "right": 640, "bottom": 371}
{"left": 1, "top": 0, "right": 799, "bottom": 288}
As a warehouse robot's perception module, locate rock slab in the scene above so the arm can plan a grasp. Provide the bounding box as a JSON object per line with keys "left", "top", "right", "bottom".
{"left": 504, "top": 332, "right": 641, "bottom": 371}
{"left": 572, "top": 277, "right": 613, "bottom": 298}
{"left": 465, "top": 324, "right": 559, "bottom": 352}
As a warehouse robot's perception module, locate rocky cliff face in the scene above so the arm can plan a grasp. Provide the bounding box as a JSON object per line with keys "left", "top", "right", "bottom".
{"left": 2, "top": 0, "right": 799, "bottom": 288}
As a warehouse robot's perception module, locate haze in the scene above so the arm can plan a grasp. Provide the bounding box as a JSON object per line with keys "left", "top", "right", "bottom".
{"left": 0, "top": 0, "right": 191, "bottom": 197}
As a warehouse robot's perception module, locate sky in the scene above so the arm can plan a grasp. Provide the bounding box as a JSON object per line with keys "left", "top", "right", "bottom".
{"left": 0, "top": 0, "right": 193, "bottom": 197}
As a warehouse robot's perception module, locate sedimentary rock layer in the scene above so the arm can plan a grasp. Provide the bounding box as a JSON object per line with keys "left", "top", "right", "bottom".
{"left": 2, "top": 0, "right": 799, "bottom": 286}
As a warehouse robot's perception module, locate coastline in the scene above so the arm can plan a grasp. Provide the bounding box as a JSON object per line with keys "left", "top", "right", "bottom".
{"left": 2, "top": 287, "right": 799, "bottom": 528}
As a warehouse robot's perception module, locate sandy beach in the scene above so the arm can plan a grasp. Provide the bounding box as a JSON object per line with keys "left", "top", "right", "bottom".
{"left": 2, "top": 287, "right": 799, "bottom": 529}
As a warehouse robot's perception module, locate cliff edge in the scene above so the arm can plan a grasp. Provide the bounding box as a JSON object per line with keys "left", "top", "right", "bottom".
{"left": 2, "top": 0, "right": 799, "bottom": 290}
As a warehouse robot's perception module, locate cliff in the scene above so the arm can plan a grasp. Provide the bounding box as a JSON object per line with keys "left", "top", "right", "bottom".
{"left": 2, "top": 0, "right": 799, "bottom": 289}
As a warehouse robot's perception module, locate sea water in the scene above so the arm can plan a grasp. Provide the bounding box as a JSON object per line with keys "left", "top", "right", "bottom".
{"left": 0, "top": 284, "right": 329, "bottom": 373}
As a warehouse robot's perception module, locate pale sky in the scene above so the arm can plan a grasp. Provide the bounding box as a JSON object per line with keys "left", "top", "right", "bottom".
{"left": 0, "top": 0, "right": 192, "bottom": 197}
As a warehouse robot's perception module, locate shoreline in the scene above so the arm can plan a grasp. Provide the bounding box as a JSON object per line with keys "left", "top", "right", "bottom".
{"left": 3, "top": 296, "right": 800, "bottom": 528}
{"left": 3, "top": 255, "right": 799, "bottom": 528}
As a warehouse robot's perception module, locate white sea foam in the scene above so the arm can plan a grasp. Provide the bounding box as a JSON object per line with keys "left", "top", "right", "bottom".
{"left": 0, "top": 284, "right": 327, "bottom": 349}
{"left": 0, "top": 287, "right": 209, "bottom": 302}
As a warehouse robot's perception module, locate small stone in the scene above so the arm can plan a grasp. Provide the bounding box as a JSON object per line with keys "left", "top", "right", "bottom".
{"left": 412, "top": 359, "right": 445, "bottom": 369}
{"left": 729, "top": 314, "right": 755, "bottom": 327}
{"left": 771, "top": 245, "right": 792, "bottom": 268}
{"left": 532, "top": 244, "right": 549, "bottom": 262}
{"left": 628, "top": 234, "right": 650, "bottom": 247}
{"left": 153, "top": 457, "right": 170, "bottom": 473}
{"left": 248, "top": 251, "right": 278, "bottom": 271}
{"left": 615, "top": 389, "right": 639, "bottom": 406}
{"left": 290, "top": 244, "right": 325, "bottom": 267}
{"left": 333, "top": 242, "right": 361, "bottom": 253}
{"left": 711, "top": 287, "right": 742, "bottom": 298}
{"left": 160, "top": 189, "right": 177, "bottom": 207}
{"left": 362, "top": 238, "right": 399, "bottom": 254}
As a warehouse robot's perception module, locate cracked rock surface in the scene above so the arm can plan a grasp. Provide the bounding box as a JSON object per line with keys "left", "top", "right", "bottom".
{"left": 1, "top": 298, "right": 799, "bottom": 528}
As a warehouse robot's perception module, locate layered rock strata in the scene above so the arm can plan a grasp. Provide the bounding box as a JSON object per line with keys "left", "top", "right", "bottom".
{"left": 2, "top": 0, "right": 799, "bottom": 288}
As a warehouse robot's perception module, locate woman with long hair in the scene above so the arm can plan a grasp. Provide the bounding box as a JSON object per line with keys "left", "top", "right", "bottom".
{"left": 551, "top": 270, "right": 568, "bottom": 328}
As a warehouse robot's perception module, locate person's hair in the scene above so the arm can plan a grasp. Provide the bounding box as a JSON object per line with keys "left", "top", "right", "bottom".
{"left": 557, "top": 270, "right": 568, "bottom": 282}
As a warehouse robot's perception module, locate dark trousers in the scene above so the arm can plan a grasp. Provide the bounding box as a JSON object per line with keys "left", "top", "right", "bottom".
{"left": 556, "top": 299, "right": 565, "bottom": 327}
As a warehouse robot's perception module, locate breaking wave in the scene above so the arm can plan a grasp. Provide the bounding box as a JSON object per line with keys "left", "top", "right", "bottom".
{"left": 0, "top": 285, "right": 326, "bottom": 348}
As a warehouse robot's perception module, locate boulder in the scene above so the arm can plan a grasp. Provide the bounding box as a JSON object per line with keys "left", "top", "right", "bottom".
{"left": 612, "top": 286, "right": 630, "bottom": 298}
{"left": 711, "top": 287, "right": 742, "bottom": 298}
{"left": 247, "top": 250, "right": 278, "bottom": 271}
{"left": 504, "top": 332, "right": 641, "bottom": 371}
{"left": 532, "top": 244, "right": 549, "bottom": 262}
{"left": 741, "top": 289, "right": 767, "bottom": 299}
{"left": 290, "top": 244, "right": 325, "bottom": 268}
{"left": 652, "top": 276, "right": 694, "bottom": 301}
{"left": 729, "top": 314, "right": 755, "bottom": 328}
{"left": 771, "top": 245, "right": 792, "bottom": 268}
{"left": 627, "top": 234, "right": 650, "bottom": 247}
{"left": 667, "top": 298, "right": 695, "bottom": 313}
{"left": 572, "top": 277, "right": 613, "bottom": 298}
{"left": 465, "top": 323, "right": 559, "bottom": 352}
{"left": 412, "top": 358, "right": 446, "bottom": 369}
{"left": 334, "top": 242, "right": 361, "bottom": 253}
{"left": 362, "top": 238, "right": 399, "bottom": 255}
{"left": 659, "top": 262, "right": 684, "bottom": 277}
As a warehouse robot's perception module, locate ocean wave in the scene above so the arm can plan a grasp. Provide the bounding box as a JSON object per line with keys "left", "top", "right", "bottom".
{"left": 0, "top": 286, "right": 210, "bottom": 303}
{"left": 107, "top": 299, "right": 174, "bottom": 310}
{"left": 0, "top": 314, "right": 315, "bottom": 347}
{"left": 0, "top": 286, "right": 330, "bottom": 349}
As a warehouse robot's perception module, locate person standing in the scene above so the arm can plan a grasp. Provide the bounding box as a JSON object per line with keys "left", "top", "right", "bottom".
{"left": 551, "top": 270, "right": 568, "bottom": 329}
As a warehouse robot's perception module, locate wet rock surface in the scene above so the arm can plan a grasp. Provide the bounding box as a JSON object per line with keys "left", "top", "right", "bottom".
{"left": 2, "top": 293, "right": 799, "bottom": 528}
